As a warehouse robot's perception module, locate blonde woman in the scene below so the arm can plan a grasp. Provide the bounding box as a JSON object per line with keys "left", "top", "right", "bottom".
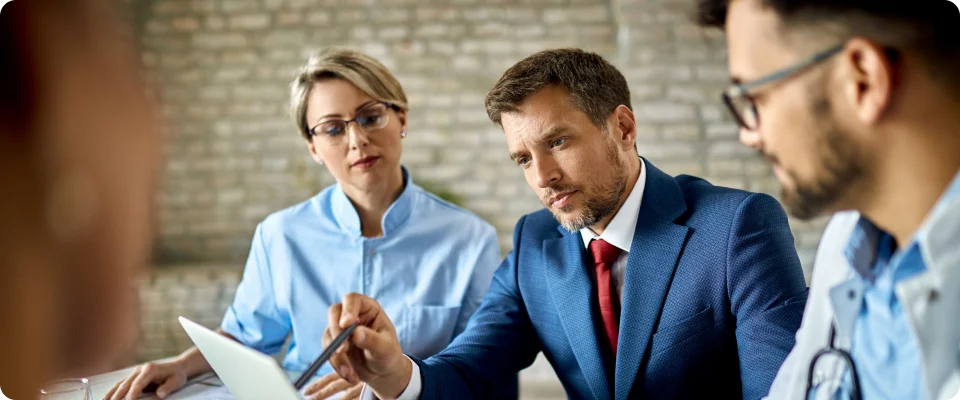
{"left": 106, "top": 49, "right": 511, "bottom": 400}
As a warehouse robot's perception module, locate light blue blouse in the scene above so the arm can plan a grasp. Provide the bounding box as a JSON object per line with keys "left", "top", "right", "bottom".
{"left": 221, "top": 167, "right": 501, "bottom": 377}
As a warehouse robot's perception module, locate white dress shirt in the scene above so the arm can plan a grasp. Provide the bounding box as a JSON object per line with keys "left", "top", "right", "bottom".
{"left": 362, "top": 159, "right": 647, "bottom": 400}
{"left": 580, "top": 158, "right": 646, "bottom": 301}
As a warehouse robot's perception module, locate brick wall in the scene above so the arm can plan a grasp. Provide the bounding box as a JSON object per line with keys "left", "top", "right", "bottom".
{"left": 132, "top": 0, "right": 828, "bottom": 390}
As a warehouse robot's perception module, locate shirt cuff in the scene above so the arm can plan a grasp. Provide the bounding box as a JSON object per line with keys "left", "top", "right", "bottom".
{"left": 359, "top": 356, "right": 421, "bottom": 400}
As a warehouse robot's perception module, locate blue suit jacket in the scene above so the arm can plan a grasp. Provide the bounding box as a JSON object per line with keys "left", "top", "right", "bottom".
{"left": 412, "top": 160, "right": 808, "bottom": 399}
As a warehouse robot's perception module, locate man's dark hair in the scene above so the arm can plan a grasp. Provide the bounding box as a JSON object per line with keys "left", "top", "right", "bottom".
{"left": 696, "top": 0, "right": 960, "bottom": 88}
{"left": 484, "top": 48, "right": 631, "bottom": 128}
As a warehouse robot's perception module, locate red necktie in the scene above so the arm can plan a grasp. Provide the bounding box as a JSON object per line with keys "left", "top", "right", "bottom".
{"left": 589, "top": 239, "right": 621, "bottom": 354}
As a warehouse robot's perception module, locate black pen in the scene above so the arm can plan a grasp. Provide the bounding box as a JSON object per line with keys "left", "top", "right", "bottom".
{"left": 293, "top": 322, "right": 360, "bottom": 390}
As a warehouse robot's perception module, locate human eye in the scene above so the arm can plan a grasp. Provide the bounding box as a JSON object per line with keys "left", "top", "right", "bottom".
{"left": 320, "top": 121, "right": 345, "bottom": 136}
{"left": 356, "top": 113, "right": 384, "bottom": 129}
{"left": 549, "top": 138, "right": 567, "bottom": 148}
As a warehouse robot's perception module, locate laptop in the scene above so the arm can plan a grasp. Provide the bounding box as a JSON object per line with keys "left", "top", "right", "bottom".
{"left": 178, "top": 316, "right": 304, "bottom": 400}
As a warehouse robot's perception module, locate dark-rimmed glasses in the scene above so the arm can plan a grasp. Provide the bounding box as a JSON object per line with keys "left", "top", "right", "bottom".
{"left": 722, "top": 44, "right": 844, "bottom": 131}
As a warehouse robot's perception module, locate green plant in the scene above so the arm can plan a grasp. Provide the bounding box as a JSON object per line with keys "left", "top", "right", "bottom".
{"left": 416, "top": 181, "right": 464, "bottom": 206}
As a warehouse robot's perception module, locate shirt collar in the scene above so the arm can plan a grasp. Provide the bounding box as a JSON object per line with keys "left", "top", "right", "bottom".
{"left": 331, "top": 166, "right": 415, "bottom": 238}
{"left": 930, "top": 168, "right": 960, "bottom": 216}
{"left": 842, "top": 218, "right": 888, "bottom": 280}
{"left": 580, "top": 158, "right": 647, "bottom": 252}
{"left": 917, "top": 168, "right": 960, "bottom": 275}
{"left": 843, "top": 168, "right": 960, "bottom": 278}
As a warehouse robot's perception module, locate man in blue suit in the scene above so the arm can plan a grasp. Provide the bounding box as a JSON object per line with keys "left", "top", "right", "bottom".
{"left": 323, "top": 48, "right": 808, "bottom": 399}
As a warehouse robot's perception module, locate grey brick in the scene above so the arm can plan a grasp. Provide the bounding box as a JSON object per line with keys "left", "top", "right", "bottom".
{"left": 192, "top": 33, "right": 248, "bottom": 48}
{"left": 372, "top": 8, "right": 412, "bottom": 23}
{"left": 706, "top": 122, "right": 738, "bottom": 139}
{"left": 229, "top": 13, "right": 271, "bottom": 30}
{"left": 275, "top": 12, "right": 302, "bottom": 27}
{"left": 416, "top": 6, "right": 459, "bottom": 21}
{"left": 635, "top": 101, "right": 697, "bottom": 123}
{"left": 661, "top": 124, "right": 701, "bottom": 141}
{"left": 335, "top": 9, "right": 368, "bottom": 23}
{"left": 204, "top": 16, "right": 226, "bottom": 30}
{"left": 700, "top": 104, "right": 727, "bottom": 122}
{"left": 708, "top": 141, "right": 754, "bottom": 159}
{"left": 220, "top": 0, "right": 260, "bottom": 13}
{"left": 462, "top": 7, "right": 505, "bottom": 21}
{"left": 627, "top": 65, "right": 693, "bottom": 82}
{"left": 379, "top": 26, "right": 410, "bottom": 40}
{"left": 306, "top": 11, "right": 333, "bottom": 26}
{"left": 415, "top": 23, "right": 448, "bottom": 38}
{"left": 171, "top": 17, "right": 200, "bottom": 32}
{"left": 638, "top": 141, "right": 698, "bottom": 159}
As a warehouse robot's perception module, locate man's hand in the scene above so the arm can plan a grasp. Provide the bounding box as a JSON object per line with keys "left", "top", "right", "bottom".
{"left": 324, "top": 293, "right": 412, "bottom": 399}
{"left": 303, "top": 372, "right": 363, "bottom": 400}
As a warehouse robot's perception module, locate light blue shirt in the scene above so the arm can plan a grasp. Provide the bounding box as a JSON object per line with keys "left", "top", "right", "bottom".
{"left": 220, "top": 167, "right": 501, "bottom": 377}
{"left": 837, "top": 171, "right": 960, "bottom": 399}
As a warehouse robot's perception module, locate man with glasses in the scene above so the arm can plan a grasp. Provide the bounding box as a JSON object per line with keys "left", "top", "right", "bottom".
{"left": 697, "top": 0, "right": 960, "bottom": 398}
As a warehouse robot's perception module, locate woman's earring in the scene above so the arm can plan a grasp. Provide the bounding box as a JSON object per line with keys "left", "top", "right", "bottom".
{"left": 401, "top": 130, "right": 407, "bottom": 138}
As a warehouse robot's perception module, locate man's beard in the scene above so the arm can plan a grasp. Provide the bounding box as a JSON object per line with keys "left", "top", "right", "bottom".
{"left": 546, "top": 143, "right": 628, "bottom": 232}
{"left": 779, "top": 93, "right": 867, "bottom": 220}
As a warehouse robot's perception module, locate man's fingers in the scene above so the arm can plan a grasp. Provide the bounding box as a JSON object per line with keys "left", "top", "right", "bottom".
{"left": 313, "top": 376, "right": 354, "bottom": 399}
{"left": 339, "top": 293, "right": 382, "bottom": 328}
{"left": 349, "top": 325, "right": 394, "bottom": 360}
{"left": 329, "top": 349, "right": 359, "bottom": 384}
{"left": 303, "top": 372, "right": 341, "bottom": 396}
{"left": 321, "top": 326, "right": 334, "bottom": 348}
{"left": 327, "top": 303, "right": 344, "bottom": 338}
{"left": 342, "top": 383, "right": 363, "bottom": 400}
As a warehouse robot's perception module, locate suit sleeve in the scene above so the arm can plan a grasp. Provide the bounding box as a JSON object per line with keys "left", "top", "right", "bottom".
{"left": 765, "top": 213, "right": 860, "bottom": 400}
{"left": 411, "top": 216, "right": 542, "bottom": 400}
{"left": 725, "top": 193, "right": 808, "bottom": 399}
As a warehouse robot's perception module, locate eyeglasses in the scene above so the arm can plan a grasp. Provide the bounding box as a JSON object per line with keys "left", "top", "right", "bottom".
{"left": 308, "top": 101, "right": 398, "bottom": 140}
{"left": 722, "top": 44, "right": 844, "bottom": 131}
{"left": 806, "top": 325, "right": 862, "bottom": 400}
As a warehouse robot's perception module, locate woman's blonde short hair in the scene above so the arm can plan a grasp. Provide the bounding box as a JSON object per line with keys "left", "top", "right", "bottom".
{"left": 290, "top": 48, "right": 408, "bottom": 139}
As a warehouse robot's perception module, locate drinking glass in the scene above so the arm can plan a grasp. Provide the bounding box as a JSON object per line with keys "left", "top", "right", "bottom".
{"left": 39, "top": 378, "right": 91, "bottom": 400}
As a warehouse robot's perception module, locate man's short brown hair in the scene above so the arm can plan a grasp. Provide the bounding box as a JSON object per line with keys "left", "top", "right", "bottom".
{"left": 484, "top": 48, "right": 631, "bottom": 129}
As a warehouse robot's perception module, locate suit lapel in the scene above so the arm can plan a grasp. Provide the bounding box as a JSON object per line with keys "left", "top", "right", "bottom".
{"left": 545, "top": 232, "right": 613, "bottom": 400}
{"left": 614, "top": 160, "right": 690, "bottom": 400}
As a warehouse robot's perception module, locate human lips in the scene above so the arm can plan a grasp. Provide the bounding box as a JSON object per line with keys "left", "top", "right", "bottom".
{"left": 351, "top": 156, "right": 380, "bottom": 169}
{"left": 548, "top": 191, "right": 577, "bottom": 208}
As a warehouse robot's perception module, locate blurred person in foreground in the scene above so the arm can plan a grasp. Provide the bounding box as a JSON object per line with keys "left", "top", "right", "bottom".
{"left": 105, "top": 48, "right": 512, "bottom": 400}
{"left": 0, "top": 0, "right": 159, "bottom": 399}
{"left": 696, "top": 0, "right": 960, "bottom": 398}
{"left": 322, "top": 48, "right": 808, "bottom": 400}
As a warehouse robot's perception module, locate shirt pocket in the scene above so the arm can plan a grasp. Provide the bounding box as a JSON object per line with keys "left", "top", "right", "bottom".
{"left": 395, "top": 305, "right": 462, "bottom": 359}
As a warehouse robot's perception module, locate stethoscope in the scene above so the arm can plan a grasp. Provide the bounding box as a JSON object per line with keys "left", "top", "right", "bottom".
{"left": 805, "top": 324, "right": 862, "bottom": 400}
